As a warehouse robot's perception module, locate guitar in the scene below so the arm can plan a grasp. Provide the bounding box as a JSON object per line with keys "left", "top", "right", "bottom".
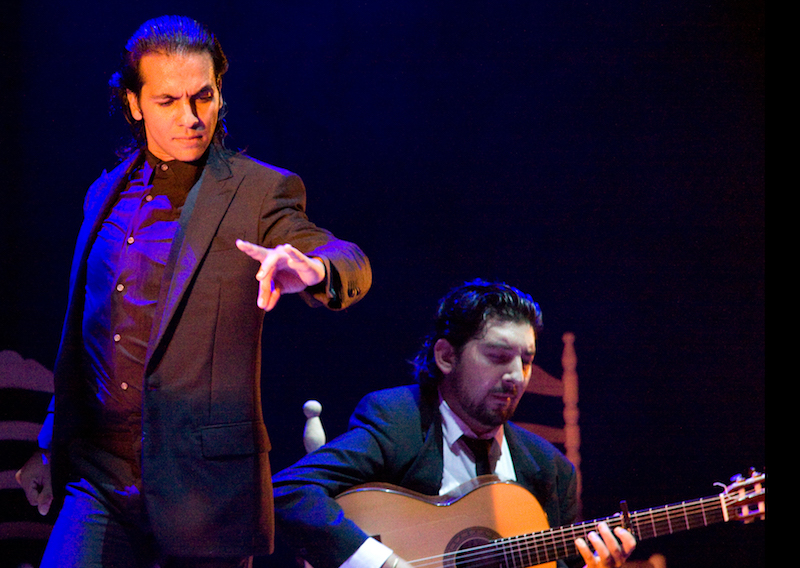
{"left": 335, "top": 469, "right": 765, "bottom": 568}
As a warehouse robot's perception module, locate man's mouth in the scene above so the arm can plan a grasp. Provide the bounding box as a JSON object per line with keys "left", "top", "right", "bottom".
{"left": 489, "top": 389, "right": 517, "bottom": 401}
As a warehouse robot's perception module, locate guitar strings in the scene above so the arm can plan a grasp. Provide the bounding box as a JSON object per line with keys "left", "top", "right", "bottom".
{"left": 405, "top": 495, "right": 739, "bottom": 568}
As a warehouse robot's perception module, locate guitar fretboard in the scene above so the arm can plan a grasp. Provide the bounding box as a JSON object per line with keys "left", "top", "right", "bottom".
{"left": 491, "top": 494, "right": 728, "bottom": 567}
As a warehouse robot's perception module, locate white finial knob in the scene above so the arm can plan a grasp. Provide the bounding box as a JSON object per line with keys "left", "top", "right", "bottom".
{"left": 303, "top": 399, "right": 322, "bottom": 418}
{"left": 303, "top": 400, "right": 326, "bottom": 453}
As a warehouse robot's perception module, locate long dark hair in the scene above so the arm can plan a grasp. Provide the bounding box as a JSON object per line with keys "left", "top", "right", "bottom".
{"left": 109, "top": 15, "right": 229, "bottom": 155}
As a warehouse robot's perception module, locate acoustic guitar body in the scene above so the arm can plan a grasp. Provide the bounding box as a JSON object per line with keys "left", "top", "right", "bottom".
{"left": 334, "top": 469, "right": 766, "bottom": 568}
{"left": 336, "top": 476, "right": 556, "bottom": 568}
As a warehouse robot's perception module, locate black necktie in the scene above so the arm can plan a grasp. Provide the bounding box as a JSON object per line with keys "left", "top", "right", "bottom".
{"left": 461, "top": 436, "right": 493, "bottom": 476}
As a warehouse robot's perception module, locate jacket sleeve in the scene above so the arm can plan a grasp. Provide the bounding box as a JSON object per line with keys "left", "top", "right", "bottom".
{"left": 37, "top": 396, "right": 54, "bottom": 449}
{"left": 272, "top": 389, "right": 422, "bottom": 568}
{"left": 255, "top": 167, "right": 372, "bottom": 311}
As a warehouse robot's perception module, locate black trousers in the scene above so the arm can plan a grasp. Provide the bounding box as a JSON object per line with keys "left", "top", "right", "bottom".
{"left": 40, "top": 439, "right": 252, "bottom": 568}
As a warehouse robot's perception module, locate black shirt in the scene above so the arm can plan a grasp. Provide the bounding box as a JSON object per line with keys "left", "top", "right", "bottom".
{"left": 82, "top": 150, "right": 204, "bottom": 458}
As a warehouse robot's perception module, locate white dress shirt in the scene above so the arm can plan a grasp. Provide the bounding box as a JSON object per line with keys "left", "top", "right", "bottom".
{"left": 339, "top": 395, "right": 518, "bottom": 568}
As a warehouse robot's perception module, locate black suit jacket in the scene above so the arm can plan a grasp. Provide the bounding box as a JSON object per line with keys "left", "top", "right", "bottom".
{"left": 48, "top": 144, "right": 371, "bottom": 557}
{"left": 272, "top": 385, "right": 579, "bottom": 568}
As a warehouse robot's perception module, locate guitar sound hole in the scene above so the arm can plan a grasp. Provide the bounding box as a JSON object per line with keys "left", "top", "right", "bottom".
{"left": 444, "top": 526, "right": 503, "bottom": 568}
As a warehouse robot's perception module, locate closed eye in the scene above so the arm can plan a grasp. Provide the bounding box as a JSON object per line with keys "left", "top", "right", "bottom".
{"left": 485, "top": 349, "right": 514, "bottom": 365}
{"left": 193, "top": 88, "right": 216, "bottom": 103}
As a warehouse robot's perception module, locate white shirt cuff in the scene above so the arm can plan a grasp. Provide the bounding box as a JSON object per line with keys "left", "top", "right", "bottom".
{"left": 340, "top": 537, "right": 393, "bottom": 568}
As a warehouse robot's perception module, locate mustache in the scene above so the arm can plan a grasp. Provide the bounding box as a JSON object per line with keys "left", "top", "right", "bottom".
{"left": 490, "top": 384, "right": 518, "bottom": 397}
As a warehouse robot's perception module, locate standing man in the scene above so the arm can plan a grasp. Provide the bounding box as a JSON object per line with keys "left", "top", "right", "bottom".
{"left": 272, "top": 280, "right": 635, "bottom": 568}
{"left": 15, "top": 15, "right": 371, "bottom": 568}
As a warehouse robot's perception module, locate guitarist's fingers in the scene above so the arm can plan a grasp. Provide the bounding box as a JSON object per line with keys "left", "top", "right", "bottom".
{"left": 575, "top": 534, "right": 605, "bottom": 568}
{"left": 614, "top": 526, "right": 637, "bottom": 558}
{"left": 576, "top": 530, "right": 615, "bottom": 568}
{"left": 598, "top": 522, "right": 635, "bottom": 566}
{"left": 576, "top": 522, "right": 636, "bottom": 568}
{"left": 574, "top": 535, "right": 595, "bottom": 567}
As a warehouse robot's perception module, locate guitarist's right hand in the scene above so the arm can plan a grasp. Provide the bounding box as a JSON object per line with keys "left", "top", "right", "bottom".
{"left": 381, "top": 553, "right": 414, "bottom": 568}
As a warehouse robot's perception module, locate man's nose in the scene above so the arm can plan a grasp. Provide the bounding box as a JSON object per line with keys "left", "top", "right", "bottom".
{"left": 177, "top": 99, "right": 200, "bottom": 126}
{"left": 503, "top": 357, "right": 526, "bottom": 384}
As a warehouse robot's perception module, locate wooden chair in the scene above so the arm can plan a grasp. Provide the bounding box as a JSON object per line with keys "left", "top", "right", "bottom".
{"left": 512, "top": 337, "right": 667, "bottom": 568}
{"left": 0, "top": 350, "right": 55, "bottom": 568}
{"left": 514, "top": 332, "right": 582, "bottom": 517}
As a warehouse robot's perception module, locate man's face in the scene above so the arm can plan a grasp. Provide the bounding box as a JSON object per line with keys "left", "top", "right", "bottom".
{"left": 126, "top": 51, "right": 221, "bottom": 162}
{"left": 436, "top": 317, "right": 536, "bottom": 436}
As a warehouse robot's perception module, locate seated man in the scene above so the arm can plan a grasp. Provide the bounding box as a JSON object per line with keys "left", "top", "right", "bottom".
{"left": 272, "top": 279, "right": 636, "bottom": 568}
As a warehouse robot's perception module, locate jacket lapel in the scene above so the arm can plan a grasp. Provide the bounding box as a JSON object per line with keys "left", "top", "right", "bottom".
{"left": 75, "top": 154, "right": 141, "bottom": 277}
{"left": 145, "top": 147, "right": 240, "bottom": 371}
{"left": 505, "top": 423, "right": 544, "bottom": 488}
{"left": 64, "top": 153, "right": 142, "bottom": 329}
{"left": 399, "top": 388, "right": 445, "bottom": 493}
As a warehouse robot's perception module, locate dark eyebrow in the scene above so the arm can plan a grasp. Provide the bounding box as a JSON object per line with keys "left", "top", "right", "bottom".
{"left": 150, "top": 84, "right": 215, "bottom": 100}
{"left": 482, "top": 340, "right": 535, "bottom": 358}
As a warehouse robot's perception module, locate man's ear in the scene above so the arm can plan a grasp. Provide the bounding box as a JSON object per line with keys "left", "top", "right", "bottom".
{"left": 434, "top": 338, "right": 457, "bottom": 376}
{"left": 126, "top": 90, "right": 143, "bottom": 121}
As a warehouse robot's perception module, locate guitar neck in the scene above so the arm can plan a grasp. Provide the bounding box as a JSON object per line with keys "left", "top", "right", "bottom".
{"left": 499, "top": 494, "right": 728, "bottom": 567}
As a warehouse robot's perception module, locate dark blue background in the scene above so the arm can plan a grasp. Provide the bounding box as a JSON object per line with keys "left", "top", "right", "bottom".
{"left": 1, "top": 2, "right": 764, "bottom": 567}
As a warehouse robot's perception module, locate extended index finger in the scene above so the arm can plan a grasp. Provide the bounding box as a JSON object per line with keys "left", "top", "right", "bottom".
{"left": 236, "top": 239, "right": 268, "bottom": 262}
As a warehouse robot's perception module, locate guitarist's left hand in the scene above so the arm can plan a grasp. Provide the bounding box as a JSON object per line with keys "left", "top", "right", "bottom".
{"left": 575, "top": 522, "right": 636, "bottom": 568}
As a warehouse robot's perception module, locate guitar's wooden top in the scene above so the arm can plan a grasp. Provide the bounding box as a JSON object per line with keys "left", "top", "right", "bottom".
{"left": 337, "top": 475, "right": 555, "bottom": 568}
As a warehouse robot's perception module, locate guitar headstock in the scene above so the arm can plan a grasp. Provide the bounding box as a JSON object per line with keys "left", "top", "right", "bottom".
{"left": 721, "top": 468, "right": 766, "bottom": 523}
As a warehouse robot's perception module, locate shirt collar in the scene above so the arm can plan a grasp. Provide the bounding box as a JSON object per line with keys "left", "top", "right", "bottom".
{"left": 438, "top": 392, "right": 504, "bottom": 451}
{"left": 143, "top": 148, "right": 206, "bottom": 199}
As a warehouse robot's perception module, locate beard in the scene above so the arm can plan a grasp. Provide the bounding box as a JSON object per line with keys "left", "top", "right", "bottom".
{"left": 458, "top": 381, "right": 521, "bottom": 430}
